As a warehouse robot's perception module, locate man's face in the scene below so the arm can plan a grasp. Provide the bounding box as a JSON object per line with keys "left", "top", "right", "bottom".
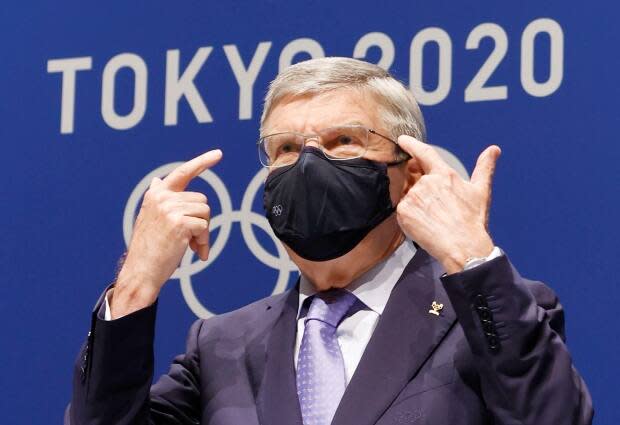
{"left": 262, "top": 88, "right": 412, "bottom": 269}
{"left": 263, "top": 88, "right": 393, "bottom": 159}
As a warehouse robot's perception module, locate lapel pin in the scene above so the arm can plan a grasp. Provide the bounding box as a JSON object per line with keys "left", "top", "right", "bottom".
{"left": 429, "top": 301, "right": 444, "bottom": 316}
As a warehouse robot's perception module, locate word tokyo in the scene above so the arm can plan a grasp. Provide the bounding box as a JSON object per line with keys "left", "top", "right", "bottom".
{"left": 47, "top": 18, "right": 563, "bottom": 134}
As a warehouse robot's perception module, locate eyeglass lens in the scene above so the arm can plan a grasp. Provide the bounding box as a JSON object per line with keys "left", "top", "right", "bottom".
{"left": 259, "top": 126, "right": 369, "bottom": 167}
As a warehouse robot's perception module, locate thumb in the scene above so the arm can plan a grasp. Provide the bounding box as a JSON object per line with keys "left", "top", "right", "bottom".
{"left": 470, "top": 145, "right": 501, "bottom": 192}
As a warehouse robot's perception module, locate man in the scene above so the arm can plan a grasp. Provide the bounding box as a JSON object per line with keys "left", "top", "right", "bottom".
{"left": 69, "top": 57, "right": 593, "bottom": 424}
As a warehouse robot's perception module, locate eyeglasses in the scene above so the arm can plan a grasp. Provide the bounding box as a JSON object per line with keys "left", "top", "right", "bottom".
{"left": 257, "top": 125, "right": 410, "bottom": 168}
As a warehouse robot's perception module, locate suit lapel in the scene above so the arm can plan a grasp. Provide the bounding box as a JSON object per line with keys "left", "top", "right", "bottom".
{"left": 255, "top": 284, "right": 304, "bottom": 425}
{"left": 332, "top": 249, "right": 457, "bottom": 425}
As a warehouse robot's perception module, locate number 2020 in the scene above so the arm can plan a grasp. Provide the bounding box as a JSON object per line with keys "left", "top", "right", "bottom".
{"left": 354, "top": 18, "right": 564, "bottom": 105}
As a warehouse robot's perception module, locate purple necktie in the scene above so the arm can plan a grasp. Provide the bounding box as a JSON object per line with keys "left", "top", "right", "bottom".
{"left": 297, "top": 289, "right": 357, "bottom": 425}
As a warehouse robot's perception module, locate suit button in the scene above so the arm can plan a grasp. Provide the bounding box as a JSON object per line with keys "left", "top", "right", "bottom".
{"left": 482, "top": 321, "right": 495, "bottom": 333}
{"left": 474, "top": 294, "right": 488, "bottom": 307}
{"left": 478, "top": 308, "right": 492, "bottom": 320}
{"left": 487, "top": 334, "right": 500, "bottom": 350}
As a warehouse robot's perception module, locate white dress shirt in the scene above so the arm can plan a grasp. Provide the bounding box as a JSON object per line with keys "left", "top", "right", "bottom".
{"left": 294, "top": 240, "right": 417, "bottom": 385}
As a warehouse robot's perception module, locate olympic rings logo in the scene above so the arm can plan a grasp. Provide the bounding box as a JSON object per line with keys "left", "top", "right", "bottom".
{"left": 122, "top": 164, "right": 298, "bottom": 318}
{"left": 272, "top": 205, "right": 283, "bottom": 216}
{"left": 121, "top": 145, "right": 467, "bottom": 319}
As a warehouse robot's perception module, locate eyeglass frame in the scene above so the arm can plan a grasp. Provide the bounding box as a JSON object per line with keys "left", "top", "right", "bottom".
{"left": 257, "top": 124, "right": 411, "bottom": 168}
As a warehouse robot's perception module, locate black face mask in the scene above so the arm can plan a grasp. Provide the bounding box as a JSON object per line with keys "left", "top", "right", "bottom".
{"left": 263, "top": 146, "right": 398, "bottom": 262}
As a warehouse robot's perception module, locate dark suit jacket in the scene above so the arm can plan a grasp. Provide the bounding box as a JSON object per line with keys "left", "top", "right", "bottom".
{"left": 69, "top": 249, "right": 593, "bottom": 424}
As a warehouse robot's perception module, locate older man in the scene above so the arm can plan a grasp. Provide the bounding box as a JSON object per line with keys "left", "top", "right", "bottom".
{"left": 69, "top": 57, "right": 593, "bottom": 425}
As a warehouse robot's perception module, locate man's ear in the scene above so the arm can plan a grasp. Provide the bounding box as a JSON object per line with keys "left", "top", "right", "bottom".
{"left": 401, "top": 157, "right": 423, "bottom": 196}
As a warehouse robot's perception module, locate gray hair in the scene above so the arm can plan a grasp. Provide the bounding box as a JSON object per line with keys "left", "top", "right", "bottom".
{"left": 260, "top": 57, "right": 427, "bottom": 143}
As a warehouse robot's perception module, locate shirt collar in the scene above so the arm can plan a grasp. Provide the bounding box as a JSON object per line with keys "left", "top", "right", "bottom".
{"left": 297, "top": 239, "right": 417, "bottom": 319}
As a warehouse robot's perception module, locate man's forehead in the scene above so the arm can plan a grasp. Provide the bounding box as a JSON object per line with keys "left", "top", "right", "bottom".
{"left": 262, "top": 89, "right": 382, "bottom": 134}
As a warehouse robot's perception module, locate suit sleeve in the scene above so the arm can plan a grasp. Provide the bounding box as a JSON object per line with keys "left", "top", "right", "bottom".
{"left": 441, "top": 255, "right": 594, "bottom": 425}
{"left": 69, "top": 289, "right": 204, "bottom": 425}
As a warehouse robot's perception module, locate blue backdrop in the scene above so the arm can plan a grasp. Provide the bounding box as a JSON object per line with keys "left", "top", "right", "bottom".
{"left": 1, "top": 1, "right": 617, "bottom": 423}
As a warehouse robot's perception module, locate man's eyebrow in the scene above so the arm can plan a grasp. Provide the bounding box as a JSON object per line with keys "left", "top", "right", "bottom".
{"left": 340, "top": 120, "right": 367, "bottom": 126}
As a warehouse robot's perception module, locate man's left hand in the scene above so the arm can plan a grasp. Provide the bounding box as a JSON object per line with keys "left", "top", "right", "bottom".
{"left": 395, "top": 135, "right": 501, "bottom": 274}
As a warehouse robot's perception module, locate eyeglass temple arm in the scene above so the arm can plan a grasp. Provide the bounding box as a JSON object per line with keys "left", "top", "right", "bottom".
{"left": 368, "top": 129, "right": 412, "bottom": 161}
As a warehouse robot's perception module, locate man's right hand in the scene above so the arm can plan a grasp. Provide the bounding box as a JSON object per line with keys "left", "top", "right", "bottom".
{"left": 110, "top": 149, "right": 223, "bottom": 319}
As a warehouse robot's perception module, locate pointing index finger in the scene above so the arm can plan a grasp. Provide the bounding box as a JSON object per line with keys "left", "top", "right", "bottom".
{"left": 163, "top": 149, "right": 223, "bottom": 191}
{"left": 397, "top": 135, "right": 448, "bottom": 174}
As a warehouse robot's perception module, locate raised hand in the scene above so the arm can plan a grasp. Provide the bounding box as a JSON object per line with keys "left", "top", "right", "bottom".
{"left": 111, "top": 149, "right": 223, "bottom": 318}
{"left": 395, "top": 136, "right": 501, "bottom": 274}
